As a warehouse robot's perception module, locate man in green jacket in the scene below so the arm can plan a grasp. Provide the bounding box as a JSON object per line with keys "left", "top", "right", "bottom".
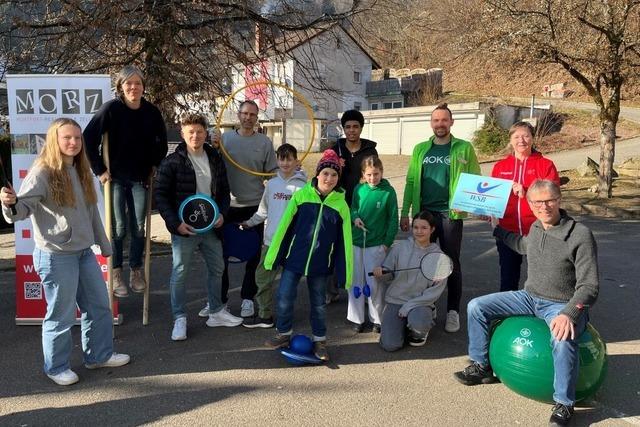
{"left": 400, "top": 103, "right": 480, "bottom": 333}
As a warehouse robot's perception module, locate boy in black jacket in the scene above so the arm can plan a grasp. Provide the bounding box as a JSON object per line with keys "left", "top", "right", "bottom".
{"left": 155, "top": 114, "right": 242, "bottom": 341}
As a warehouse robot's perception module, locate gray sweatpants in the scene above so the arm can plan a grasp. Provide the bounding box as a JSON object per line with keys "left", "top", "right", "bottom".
{"left": 379, "top": 303, "right": 435, "bottom": 352}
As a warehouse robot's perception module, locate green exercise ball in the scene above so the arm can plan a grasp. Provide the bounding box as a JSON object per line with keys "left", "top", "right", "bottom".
{"left": 488, "top": 316, "right": 607, "bottom": 403}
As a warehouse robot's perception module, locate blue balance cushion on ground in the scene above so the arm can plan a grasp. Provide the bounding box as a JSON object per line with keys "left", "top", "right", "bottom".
{"left": 489, "top": 316, "right": 607, "bottom": 403}
{"left": 280, "top": 335, "right": 322, "bottom": 366}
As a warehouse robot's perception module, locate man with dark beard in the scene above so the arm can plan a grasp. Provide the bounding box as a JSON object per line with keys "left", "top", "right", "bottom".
{"left": 400, "top": 103, "right": 480, "bottom": 333}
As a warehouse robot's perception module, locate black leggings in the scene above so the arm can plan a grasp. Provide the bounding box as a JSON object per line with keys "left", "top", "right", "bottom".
{"left": 428, "top": 210, "right": 463, "bottom": 312}
{"left": 221, "top": 205, "right": 264, "bottom": 302}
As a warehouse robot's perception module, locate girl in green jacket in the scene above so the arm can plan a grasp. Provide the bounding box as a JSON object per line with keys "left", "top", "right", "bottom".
{"left": 347, "top": 156, "right": 398, "bottom": 333}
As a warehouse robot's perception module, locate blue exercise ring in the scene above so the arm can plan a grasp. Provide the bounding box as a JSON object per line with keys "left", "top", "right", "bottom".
{"left": 178, "top": 194, "right": 220, "bottom": 234}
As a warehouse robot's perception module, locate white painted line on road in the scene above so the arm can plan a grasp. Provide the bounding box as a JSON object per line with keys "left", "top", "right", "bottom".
{"left": 472, "top": 246, "right": 497, "bottom": 261}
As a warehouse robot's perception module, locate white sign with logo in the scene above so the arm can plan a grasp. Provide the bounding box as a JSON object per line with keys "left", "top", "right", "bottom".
{"left": 451, "top": 173, "right": 513, "bottom": 218}
{"left": 6, "top": 74, "right": 113, "bottom": 324}
{"left": 7, "top": 74, "right": 111, "bottom": 134}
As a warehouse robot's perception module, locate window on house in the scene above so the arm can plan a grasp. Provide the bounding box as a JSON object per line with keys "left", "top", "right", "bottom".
{"left": 353, "top": 71, "right": 361, "bottom": 84}
{"left": 393, "top": 101, "right": 403, "bottom": 109}
{"left": 371, "top": 103, "right": 379, "bottom": 110}
{"left": 353, "top": 102, "right": 362, "bottom": 111}
{"left": 383, "top": 102, "right": 393, "bottom": 109}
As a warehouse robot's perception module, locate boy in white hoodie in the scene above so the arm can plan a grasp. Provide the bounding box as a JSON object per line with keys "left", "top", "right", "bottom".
{"left": 241, "top": 144, "right": 307, "bottom": 328}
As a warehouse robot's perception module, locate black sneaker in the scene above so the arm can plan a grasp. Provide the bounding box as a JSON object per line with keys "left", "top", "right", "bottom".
{"left": 265, "top": 333, "right": 290, "bottom": 349}
{"left": 549, "top": 403, "right": 574, "bottom": 426}
{"left": 372, "top": 323, "right": 381, "bottom": 334}
{"left": 408, "top": 332, "right": 428, "bottom": 347}
{"left": 351, "top": 322, "right": 364, "bottom": 333}
{"left": 243, "top": 315, "right": 274, "bottom": 329}
{"left": 313, "top": 341, "right": 330, "bottom": 361}
{"left": 453, "top": 362, "right": 498, "bottom": 385}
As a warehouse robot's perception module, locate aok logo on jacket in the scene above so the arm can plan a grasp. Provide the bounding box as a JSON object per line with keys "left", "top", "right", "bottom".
{"left": 422, "top": 154, "right": 451, "bottom": 165}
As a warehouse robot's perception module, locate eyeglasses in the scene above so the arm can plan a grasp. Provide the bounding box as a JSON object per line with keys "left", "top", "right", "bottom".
{"left": 529, "top": 198, "right": 559, "bottom": 208}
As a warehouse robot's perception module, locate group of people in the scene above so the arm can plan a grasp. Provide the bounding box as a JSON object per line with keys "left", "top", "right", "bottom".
{"left": 0, "top": 65, "right": 599, "bottom": 427}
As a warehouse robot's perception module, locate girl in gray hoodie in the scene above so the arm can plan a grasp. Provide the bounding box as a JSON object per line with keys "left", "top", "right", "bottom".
{"left": 1, "top": 118, "right": 130, "bottom": 386}
{"left": 373, "top": 211, "right": 448, "bottom": 351}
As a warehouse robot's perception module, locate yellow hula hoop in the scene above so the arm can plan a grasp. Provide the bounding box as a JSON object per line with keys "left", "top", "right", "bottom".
{"left": 215, "top": 80, "right": 316, "bottom": 177}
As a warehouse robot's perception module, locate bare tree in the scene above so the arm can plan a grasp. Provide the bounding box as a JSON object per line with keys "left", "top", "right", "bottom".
{"left": 464, "top": 0, "right": 640, "bottom": 198}
{"left": 0, "top": 0, "right": 371, "bottom": 120}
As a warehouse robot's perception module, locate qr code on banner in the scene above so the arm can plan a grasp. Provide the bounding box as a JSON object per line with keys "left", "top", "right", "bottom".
{"left": 24, "top": 282, "right": 43, "bottom": 300}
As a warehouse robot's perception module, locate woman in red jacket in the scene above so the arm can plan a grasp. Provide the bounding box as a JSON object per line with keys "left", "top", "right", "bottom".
{"left": 491, "top": 121, "right": 559, "bottom": 292}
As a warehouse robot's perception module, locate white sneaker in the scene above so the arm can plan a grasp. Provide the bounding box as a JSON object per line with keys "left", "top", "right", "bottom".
{"left": 206, "top": 308, "right": 243, "bottom": 327}
{"left": 198, "top": 303, "right": 210, "bottom": 318}
{"left": 47, "top": 369, "right": 79, "bottom": 386}
{"left": 240, "top": 299, "right": 255, "bottom": 318}
{"left": 445, "top": 310, "right": 460, "bottom": 333}
{"left": 171, "top": 317, "right": 187, "bottom": 341}
{"left": 85, "top": 352, "right": 131, "bottom": 369}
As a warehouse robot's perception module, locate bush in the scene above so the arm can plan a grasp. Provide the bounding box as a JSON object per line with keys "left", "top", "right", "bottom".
{"left": 536, "top": 111, "right": 566, "bottom": 137}
{"left": 473, "top": 118, "right": 509, "bottom": 155}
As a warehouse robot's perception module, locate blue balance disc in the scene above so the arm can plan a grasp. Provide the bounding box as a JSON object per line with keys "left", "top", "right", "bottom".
{"left": 178, "top": 194, "right": 219, "bottom": 234}
{"left": 280, "top": 334, "right": 322, "bottom": 366}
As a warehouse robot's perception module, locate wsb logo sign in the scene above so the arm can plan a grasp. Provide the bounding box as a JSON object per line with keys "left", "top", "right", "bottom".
{"left": 15, "top": 88, "right": 103, "bottom": 115}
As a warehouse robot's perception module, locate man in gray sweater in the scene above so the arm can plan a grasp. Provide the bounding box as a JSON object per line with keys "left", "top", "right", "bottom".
{"left": 453, "top": 180, "right": 599, "bottom": 427}
{"left": 207, "top": 100, "right": 277, "bottom": 319}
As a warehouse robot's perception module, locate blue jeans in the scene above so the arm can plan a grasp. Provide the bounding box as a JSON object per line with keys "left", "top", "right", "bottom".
{"left": 276, "top": 269, "right": 328, "bottom": 340}
{"left": 467, "top": 290, "right": 588, "bottom": 405}
{"left": 111, "top": 179, "right": 147, "bottom": 269}
{"left": 379, "top": 303, "right": 435, "bottom": 352}
{"left": 170, "top": 231, "right": 225, "bottom": 319}
{"left": 33, "top": 248, "right": 114, "bottom": 375}
{"left": 496, "top": 240, "right": 523, "bottom": 292}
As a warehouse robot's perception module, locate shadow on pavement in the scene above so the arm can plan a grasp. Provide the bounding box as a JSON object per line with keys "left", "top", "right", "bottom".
{"left": 0, "top": 385, "right": 254, "bottom": 425}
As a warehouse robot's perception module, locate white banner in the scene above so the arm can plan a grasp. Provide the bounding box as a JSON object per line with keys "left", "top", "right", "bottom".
{"left": 7, "top": 74, "right": 111, "bottom": 134}
{"left": 6, "top": 74, "right": 113, "bottom": 324}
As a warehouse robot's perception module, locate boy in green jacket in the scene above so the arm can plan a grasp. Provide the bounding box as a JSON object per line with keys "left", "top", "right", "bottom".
{"left": 263, "top": 149, "right": 353, "bottom": 361}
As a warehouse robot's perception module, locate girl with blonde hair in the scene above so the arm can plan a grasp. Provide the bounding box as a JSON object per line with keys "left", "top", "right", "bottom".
{"left": 1, "top": 118, "right": 130, "bottom": 386}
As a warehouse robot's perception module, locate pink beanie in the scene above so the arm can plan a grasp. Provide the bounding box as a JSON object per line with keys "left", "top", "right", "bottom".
{"left": 316, "top": 149, "right": 343, "bottom": 177}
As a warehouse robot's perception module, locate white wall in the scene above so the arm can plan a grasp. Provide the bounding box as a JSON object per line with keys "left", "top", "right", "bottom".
{"left": 358, "top": 102, "right": 485, "bottom": 155}
{"left": 290, "top": 26, "right": 373, "bottom": 122}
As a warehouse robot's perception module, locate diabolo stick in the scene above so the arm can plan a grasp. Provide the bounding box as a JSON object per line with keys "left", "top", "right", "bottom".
{"left": 102, "top": 133, "right": 115, "bottom": 329}
{"left": 143, "top": 174, "right": 152, "bottom": 325}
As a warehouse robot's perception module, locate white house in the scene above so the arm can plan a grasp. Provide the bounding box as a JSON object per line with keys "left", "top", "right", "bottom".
{"left": 219, "top": 23, "right": 380, "bottom": 151}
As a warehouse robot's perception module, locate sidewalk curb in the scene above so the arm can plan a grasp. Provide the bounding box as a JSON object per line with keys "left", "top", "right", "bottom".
{"left": 563, "top": 202, "right": 640, "bottom": 219}
{"left": 0, "top": 247, "right": 173, "bottom": 273}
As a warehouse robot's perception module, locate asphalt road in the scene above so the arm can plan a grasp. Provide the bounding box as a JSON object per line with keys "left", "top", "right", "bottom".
{"left": 0, "top": 215, "right": 638, "bottom": 426}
